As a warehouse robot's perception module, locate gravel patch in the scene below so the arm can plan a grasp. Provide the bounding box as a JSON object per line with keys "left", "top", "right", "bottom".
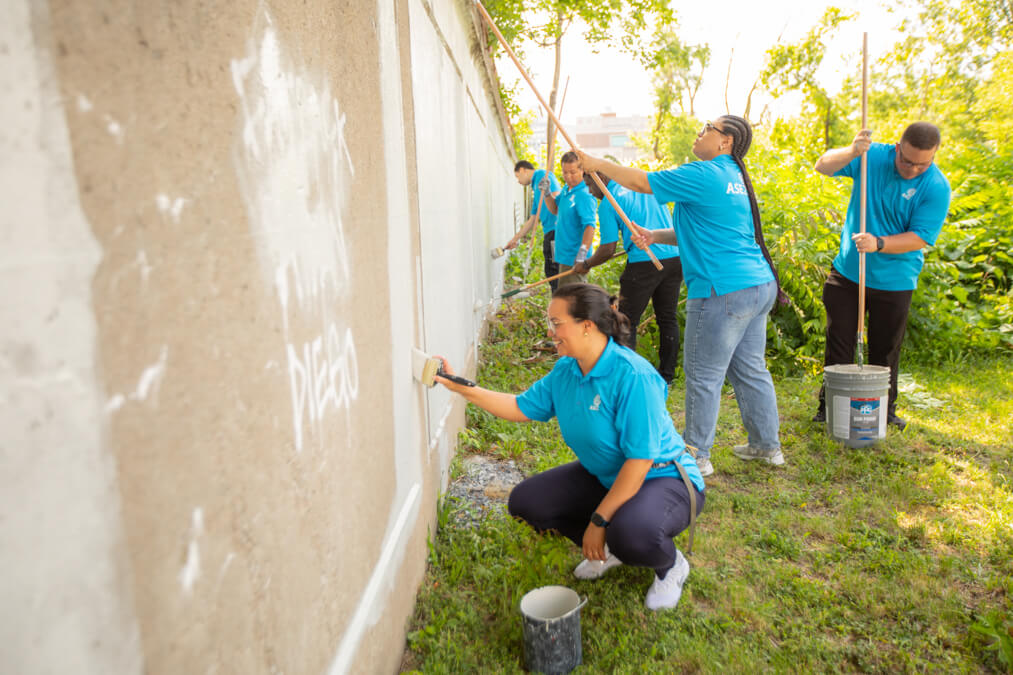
{"left": 444, "top": 454, "right": 526, "bottom": 528}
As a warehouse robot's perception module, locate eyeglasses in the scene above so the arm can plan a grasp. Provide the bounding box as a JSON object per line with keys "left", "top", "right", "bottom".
{"left": 895, "top": 144, "right": 934, "bottom": 169}
{"left": 701, "top": 121, "right": 730, "bottom": 137}
{"left": 546, "top": 317, "right": 578, "bottom": 333}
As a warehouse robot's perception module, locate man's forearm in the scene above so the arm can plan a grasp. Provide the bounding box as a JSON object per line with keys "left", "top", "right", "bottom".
{"left": 815, "top": 146, "right": 859, "bottom": 176}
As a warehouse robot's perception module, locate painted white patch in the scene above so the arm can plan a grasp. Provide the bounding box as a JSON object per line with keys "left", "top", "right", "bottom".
{"left": 1, "top": 3, "right": 144, "bottom": 669}
{"left": 76, "top": 94, "right": 92, "bottom": 112}
{"left": 179, "top": 507, "right": 204, "bottom": 593}
{"left": 135, "top": 250, "right": 152, "bottom": 284}
{"left": 104, "top": 115, "right": 123, "bottom": 142}
{"left": 231, "top": 11, "right": 359, "bottom": 452}
{"left": 104, "top": 393, "right": 126, "bottom": 413}
{"left": 155, "top": 193, "right": 188, "bottom": 223}
{"left": 134, "top": 345, "right": 168, "bottom": 401}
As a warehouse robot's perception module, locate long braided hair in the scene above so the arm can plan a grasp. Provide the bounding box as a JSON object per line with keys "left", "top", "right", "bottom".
{"left": 717, "top": 115, "right": 788, "bottom": 307}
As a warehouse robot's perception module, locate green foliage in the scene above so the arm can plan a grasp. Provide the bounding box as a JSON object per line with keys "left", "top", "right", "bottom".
{"left": 404, "top": 287, "right": 1013, "bottom": 672}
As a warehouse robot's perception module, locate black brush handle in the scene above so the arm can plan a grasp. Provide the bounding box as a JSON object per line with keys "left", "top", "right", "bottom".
{"left": 437, "top": 368, "right": 476, "bottom": 387}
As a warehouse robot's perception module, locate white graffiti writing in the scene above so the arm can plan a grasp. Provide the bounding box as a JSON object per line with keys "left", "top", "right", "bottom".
{"left": 286, "top": 323, "right": 359, "bottom": 451}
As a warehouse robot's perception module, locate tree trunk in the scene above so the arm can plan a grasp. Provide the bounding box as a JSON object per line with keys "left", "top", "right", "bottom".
{"left": 652, "top": 109, "right": 667, "bottom": 161}
{"left": 723, "top": 47, "right": 734, "bottom": 115}
{"left": 546, "top": 11, "right": 563, "bottom": 170}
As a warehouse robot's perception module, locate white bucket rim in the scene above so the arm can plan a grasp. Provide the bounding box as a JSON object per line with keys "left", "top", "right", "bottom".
{"left": 520, "top": 585, "right": 587, "bottom": 622}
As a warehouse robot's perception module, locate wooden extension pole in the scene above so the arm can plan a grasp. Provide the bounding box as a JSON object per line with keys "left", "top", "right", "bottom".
{"left": 857, "top": 32, "right": 868, "bottom": 368}
{"left": 502, "top": 251, "right": 629, "bottom": 298}
{"left": 527, "top": 76, "right": 569, "bottom": 247}
{"left": 475, "top": 0, "right": 664, "bottom": 271}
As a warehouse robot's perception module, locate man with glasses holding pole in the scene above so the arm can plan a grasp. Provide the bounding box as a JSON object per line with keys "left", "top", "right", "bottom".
{"left": 812, "top": 122, "right": 951, "bottom": 430}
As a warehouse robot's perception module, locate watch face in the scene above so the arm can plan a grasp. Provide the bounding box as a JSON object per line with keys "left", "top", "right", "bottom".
{"left": 591, "top": 513, "right": 607, "bottom": 527}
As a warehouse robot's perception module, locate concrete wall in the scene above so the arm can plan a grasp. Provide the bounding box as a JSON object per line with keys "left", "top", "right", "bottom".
{"left": 0, "top": 1, "right": 519, "bottom": 673}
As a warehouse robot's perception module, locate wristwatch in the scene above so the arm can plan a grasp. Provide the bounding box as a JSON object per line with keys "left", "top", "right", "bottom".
{"left": 590, "top": 512, "right": 610, "bottom": 528}
{"left": 875, "top": 236, "right": 885, "bottom": 251}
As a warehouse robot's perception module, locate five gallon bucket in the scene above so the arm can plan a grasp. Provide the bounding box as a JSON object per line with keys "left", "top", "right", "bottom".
{"left": 823, "top": 364, "right": 890, "bottom": 448}
{"left": 519, "top": 585, "right": 587, "bottom": 674}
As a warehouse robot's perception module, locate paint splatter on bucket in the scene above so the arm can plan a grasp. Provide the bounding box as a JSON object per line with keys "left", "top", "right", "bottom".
{"left": 519, "top": 585, "right": 587, "bottom": 674}
{"left": 824, "top": 364, "right": 890, "bottom": 448}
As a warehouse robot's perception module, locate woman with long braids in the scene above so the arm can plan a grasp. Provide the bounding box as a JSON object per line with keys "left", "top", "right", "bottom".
{"left": 577, "top": 115, "right": 784, "bottom": 477}
{"left": 435, "top": 283, "right": 705, "bottom": 611}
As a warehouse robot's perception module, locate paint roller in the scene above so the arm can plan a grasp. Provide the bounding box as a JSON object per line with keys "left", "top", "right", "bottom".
{"left": 475, "top": 0, "right": 664, "bottom": 272}
{"left": 411, "top": 348, "right": 477, "bottom": 388}
{"left": 500, "top": 250, "right": 629, "bottom": 299}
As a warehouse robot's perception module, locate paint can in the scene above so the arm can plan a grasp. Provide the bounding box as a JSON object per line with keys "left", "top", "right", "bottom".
{"left": 519, "top": 585, "right": 587, "bottom": 674}
{"left": 823, "top": 364, "right": 890, "bottom": 448}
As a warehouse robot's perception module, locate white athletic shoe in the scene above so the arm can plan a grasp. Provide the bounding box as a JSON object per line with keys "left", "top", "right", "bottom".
{"left": 645, "top": 550, "right": 690, "bottom": 611}
{"left": 573, "top": 547, "right": 623, "bottom": 580}
{"left": 733, "top": 444, "right": 785, "bottom": 466}
{"left": 696, "top": 456, "right": 714, "bottom": 477}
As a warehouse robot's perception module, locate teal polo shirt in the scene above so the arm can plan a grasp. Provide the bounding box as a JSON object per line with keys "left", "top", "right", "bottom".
{"left": 832, "top": 143, "right": 950, "bottom": 291}
{"left": 531, "top": 169, "right": 561, "bottom": 234}
{"left": 647, "top": 155, "right": 773, "bottom": 298}
{"left": 553, "top": 182, "right": 598, "bottom": 266}
{"left": 596, "top": 180, "right": 679, "bottom": 264}
{"left": 517, "top": 338, "right": 704, "bottom": 492}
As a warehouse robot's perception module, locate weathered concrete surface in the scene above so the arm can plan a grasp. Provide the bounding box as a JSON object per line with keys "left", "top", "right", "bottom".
{"left": 0, "top": 0, "right": 519, "bottom": 673}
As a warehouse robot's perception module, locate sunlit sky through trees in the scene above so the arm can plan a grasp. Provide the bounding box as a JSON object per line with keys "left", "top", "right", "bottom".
{"left": 502, "top": 0, "right": 905, "bottom": 125}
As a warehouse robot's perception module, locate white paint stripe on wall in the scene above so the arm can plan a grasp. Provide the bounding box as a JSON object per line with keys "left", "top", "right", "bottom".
{"left": 0, "top": 2, "right": 143, "bottom": 672}
{"left": 327, "top": 483, "right": 421, "bottom": 675}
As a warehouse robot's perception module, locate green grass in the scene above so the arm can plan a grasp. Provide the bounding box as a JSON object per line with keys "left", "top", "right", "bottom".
{"left": 402, "top": 239, "right": 1013, "bottom": 673}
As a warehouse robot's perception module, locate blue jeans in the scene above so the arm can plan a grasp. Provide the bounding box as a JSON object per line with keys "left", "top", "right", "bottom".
{"left": 683, "top": 281, "right": 780, "bottom": 458}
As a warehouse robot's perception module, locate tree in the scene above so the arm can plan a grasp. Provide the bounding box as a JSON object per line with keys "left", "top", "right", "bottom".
{"left": 642, "top": 26, "right": 710, "bottom": 161}
{"left": 759, "top": 8, "right": 853, "bottom": 150}
{"left": 484, "top": 0, "right": 673, "bottom": 154}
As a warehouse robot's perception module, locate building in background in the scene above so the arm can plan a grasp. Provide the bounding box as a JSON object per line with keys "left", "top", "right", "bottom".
{"left": 528, "top": 110, "right": 650, "bottom": 167}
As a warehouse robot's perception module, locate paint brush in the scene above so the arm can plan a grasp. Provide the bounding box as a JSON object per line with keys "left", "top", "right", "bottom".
{"left": 411, "top": 348, "right": 442, "bottom": 387}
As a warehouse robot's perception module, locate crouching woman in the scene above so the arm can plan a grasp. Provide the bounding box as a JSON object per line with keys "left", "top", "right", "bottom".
{"left": 435, "top": 283, "right": 704, "bottom": 610}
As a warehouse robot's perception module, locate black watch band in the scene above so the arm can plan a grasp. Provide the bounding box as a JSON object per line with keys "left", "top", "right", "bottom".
{"left": 875, "top": 236, "right": 885, "bottom": 251}
{"left": 590, "top": 512, "right": 610, "bottom": 528}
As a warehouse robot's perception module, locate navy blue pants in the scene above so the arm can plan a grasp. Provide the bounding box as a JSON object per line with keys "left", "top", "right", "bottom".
{"left": 617, "top": 257, "right": 684, "bottom": 383}
{"left": 507, "top": 461, "right": 703, "bottom": 576}
{"left": 819, "top": 268, "right": 914, "bottom": 413}
{"left": 542, "top": 231, "right": 559, "bottom": 292}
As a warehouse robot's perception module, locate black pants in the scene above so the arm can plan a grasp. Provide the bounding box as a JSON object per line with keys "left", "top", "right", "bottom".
{"left": 507, "top": 461, "right": 703, "bottom": 577}
{"left": 818, "top": 268, "right": 914, "bottom": 413}
{"left": 617, "top": 257, "right": 684, "bottom": 382}
{"left": 542, "top": 230, "right": 559, "bottom": 292}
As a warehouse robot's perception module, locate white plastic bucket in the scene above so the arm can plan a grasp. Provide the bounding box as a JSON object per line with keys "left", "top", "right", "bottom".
{"left": 519, "top": 585, "right": 588, "bottom": 674}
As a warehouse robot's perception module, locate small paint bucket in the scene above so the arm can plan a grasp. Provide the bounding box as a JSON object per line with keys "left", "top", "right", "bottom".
{"left": 519, "top": 585, "right": 588, "bottom": 674}
{"left": 823, "top": 364, "right": 890, "bottom": 448}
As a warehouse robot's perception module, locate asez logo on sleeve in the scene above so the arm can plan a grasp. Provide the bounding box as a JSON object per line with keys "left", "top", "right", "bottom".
{"left": 726, "top": 182, "right": 747, "bottom": 195}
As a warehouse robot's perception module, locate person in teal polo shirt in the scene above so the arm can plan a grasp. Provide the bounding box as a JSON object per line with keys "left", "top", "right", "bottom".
{"left": 435, "top": 283, "right": 704, "bottom": 611}
{"left": 506, "top": 160, "right": 563, "bottom": 289}
{"left": 545, "top": 151, "right": 598, "bottom": 286}
{"left": 577, "top": 115, "right": 784, "bottom": 478}
{"left": 576, "top": 172, "right": 684, "bottom": 383}
{"left": 812, "top": 122, "right": 951, "bottom": 430}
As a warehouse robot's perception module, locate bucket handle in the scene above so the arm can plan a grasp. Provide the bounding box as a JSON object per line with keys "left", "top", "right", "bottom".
{"left": 539, "top": 595, "right": 589, "bottom": 629}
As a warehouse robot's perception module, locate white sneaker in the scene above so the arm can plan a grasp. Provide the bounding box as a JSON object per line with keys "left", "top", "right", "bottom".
{"left": 733, "top": 444, "right": 785, "bottom": 466}
{"left": 573, "top": 547, "right": 623, "bottom": 580}
{"left": 645, "top": 550, "right": 690, "bottom": 611}
{"left": 695, "top": 456, "right": 714, "bottom": 477}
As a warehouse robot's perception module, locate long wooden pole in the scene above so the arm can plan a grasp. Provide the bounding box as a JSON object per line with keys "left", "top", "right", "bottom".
{"left": 475, "top": 0, "right": 664, "bottom": 271}
{"left": 857, "top": 32, "right": 868, "bottom": 368}
{"left": 528, "top": 76, "right": 569, "bottom": 247}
